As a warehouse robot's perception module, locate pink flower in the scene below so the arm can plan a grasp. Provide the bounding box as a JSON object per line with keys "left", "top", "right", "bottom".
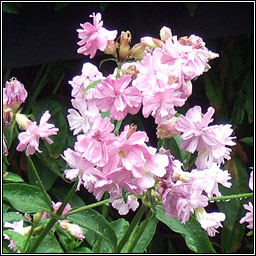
{"left": 3, "top": 77, "right": 27, "bottom": 111}
{"left": 16, "top": 111, "right": 59, "bottom": 156}
{"left": 191, "top": 163, "right": 232, "bottom": 197}
{"left": 175, "top": 106, "right": 215, "bottom": 153}
{"left": 142, "top": 86, "right": 186, "bottom": 124}
{"left": 59, "top": 220, "right": 85, "bottom": 240}
{"left": 52, "top": 202, "right": 72, "bottom": 216}
{"left": 240, "top": 202, "right": 253, "bottom": 230}
{"left": 68, "top": 62, "right": 103, "bottom": 99}
{"left": 95, "top": 75, "right": 142, "bottom": 121}
{"left": 67, "top": 98, "right": 99, "bottom": 135}
{"left": 195, "top": 207, "right": 226, "bottom": 237}
{"left": 62, "top": 148, "right": 102, "bottom": 191}
{"left": 77, "top": 12, "right": 118, "bottom": 58}
{"left": 74, "top": 115, "right": 115, "bottom": 167}
{"left": 111, "top": 195, "right": 139, "bottom": 215}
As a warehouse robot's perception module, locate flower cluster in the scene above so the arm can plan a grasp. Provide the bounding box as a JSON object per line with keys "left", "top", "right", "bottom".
{"left": 63, "top": 11, "right": 238, "bottom": 236}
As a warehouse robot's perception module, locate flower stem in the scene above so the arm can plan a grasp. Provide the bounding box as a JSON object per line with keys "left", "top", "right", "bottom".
{"left": 116, "top": 202, "right": 147, "bottom": 253}
{"left": 26, "top": 180, "right": 78, "bottom": 253}
{"left": 27, "top": 156, "right": 52, "bottom": 206}
{"left": 26, "top": 218, "right": 58, "bottom": 253}
{"left": 208, "top": 192, "right": 253, "bottom": 202}
{"left": 66, "top": 199, "right": 110, "bottom": 216}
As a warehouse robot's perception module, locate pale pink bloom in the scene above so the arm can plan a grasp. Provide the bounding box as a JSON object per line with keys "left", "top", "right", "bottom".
{"left": 67, "top": 98, "right": 99, "bottom": 135}
{"left": 16, "top": 111, "right": 59, "bottom": 156}
{"left": 191, "top": 163, "right": 232, "bottom": 197}
{"left": 4, "top": 220, "right": 32, "bottom": 251}
{"left": 161, "top": 35, "right": 218, "bottom": 81}
{"left": 59, "top": 220, "right": 85, "bottom": 240}
{"left": 195, "top": 207, "right": 226, "bottom": 237}
{"left": 52, "top": 202, "right": 72, "bottom": 216}
{"left": 142, "top": 86, "right": 186, "bottom": 124}
{"left": 74, "top": 115, "right": 115, "bottom": 167}
{"left": 161, "top": 181, "right": 208, "bottom": 224}
{"left": 95, "top": 75, "right": 142, "bottom": 121}
{"left": 3, "top": 77, "right": 27, "bottom": 109}
{"left": 111, "top": 195, "right": 139, "bottom": 215}
{"left": 240, "top": 202, "right": 253, "bottom": 230}
{"left": 4, "top": 220, "right": 31, "bottom": 236}
{"left": 62, "top": 148, "right": 102, "bottom": 191}
{"left": 69, "top": 62, "right": 103, "bottom": 99}
{"left": 194, "top": 124, "right": 236, "bottom": 170}
{"left": 249, "top": 171, "right": 253, "bottom": 191}
{"left": 132, "top": 48, "right": 172, "bottom": 95}
{"left": 175, "top": 106, "right": 215, "bottom": 153}
{"left": 77, "top": 12, "right": 118, "bottom": 58}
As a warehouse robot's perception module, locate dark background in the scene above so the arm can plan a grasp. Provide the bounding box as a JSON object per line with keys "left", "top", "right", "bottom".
{"left": 2, "top": 2, "right": 254, "bottom": 69}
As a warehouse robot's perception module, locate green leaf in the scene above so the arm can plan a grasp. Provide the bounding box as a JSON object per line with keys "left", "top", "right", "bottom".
{"left": 3, "top": 172, "right": 24, "bottom": 183}
{"left": 67, "top": 210, "right": 117, "bottom": 252}
{"left": 233, "top": 156, "right": 249, "bottom": 193}
{"left": 231, "top": 93, "right": 246, "bottom": 125}
{"left": 3, "top": 183, "right": 51, "bottom": 213}
{"left": 3, "top": 230, "right": 27, "bottom": 252}
{"left": 3, "top": 203, "right": 11, "bottom": 213}
{"left": 155, "top": 206, "right": 216, "bottom": 253}
{"left": 27, "top": 154, "right": 58, "bottom": 191}
{"left": 98, "top": 218, "right": 129, "bottom": 253}
{"left": 239, "top": 137, "right": 253, "bottom": 147}
{"left": 130, "top": 215, "right": 158, "bottom": 253}
{"left": 29, "top": 233, "right": 64, "bottom": 253}
{"left": 82, "top": 79, "right": 102, "bottom": 98}
{"left": 68, "top": 247, "right": 93, "bottom": 253}
{"left": 3, "top": 212, "right": 30, "bottom": 223}
{"left": 203, "top": 74, "right": 222, "bottom": 109}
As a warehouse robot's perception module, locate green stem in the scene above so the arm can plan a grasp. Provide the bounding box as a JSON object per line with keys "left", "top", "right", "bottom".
{"left": 66, "top": 199, "right": 110, "bottom": 216}
{"left": 209, "top": 192, "right": 253, "bottom": 202}
{"left": 26, "top": 180, "right": 78, "bottom": 253}
{"left": 125, "top": 209, "right": 153, "bottom": 253}
{"left": 23, "top": 224, "right": 35, "bottom": 253}
{"left": 56, "top": 179, "right": 78, "bottom": 217}
{"left": 27, "top": 156, "right": 52, "bottom": 206}
{"left": 26, "top": 218, "right": 58, "bottom": 253}
{"left": 116, "top": 202, "right": 147, "bottom": 253}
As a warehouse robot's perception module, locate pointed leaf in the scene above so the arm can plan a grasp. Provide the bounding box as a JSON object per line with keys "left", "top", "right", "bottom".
{"left": 3, "top": 183, "right": 51, "bottom": 213}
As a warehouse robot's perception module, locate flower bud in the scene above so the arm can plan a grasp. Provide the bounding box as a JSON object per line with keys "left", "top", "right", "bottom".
{"left": 129, "top": 43, "right": 147, "bottom": 60}
{"left": 156, "top": 117, "right": 180, "bottom": 139}
{"left": 33, "top": 211, "right": 44, "bottom": 223}
{"left": 15, "top": 113, "right": 32, "bottom": 130}
{"left": 104, "top": 40, "right": 119, "bottom": 56}
{"left": 59, "top": 220, "right": 85, "bottom": 240}
{"left": 160, "top": 26, "right": 172, "bottom": 41}
{"left": 140, "top": 36, "right": 164, "bottom": 48}
{"left": 119, "top": 31, "right": 132, "bottom": 61}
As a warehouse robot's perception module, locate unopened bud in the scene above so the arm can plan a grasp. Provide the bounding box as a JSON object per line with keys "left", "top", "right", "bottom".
{"left": 33, "top": 211, "right": 43, "bottom": 223}
{"left": 141, "top": 36, "right": 164, "bottom": 48}
{"left": 104, "top": 40, "right": 119, "bottom": 56}
{"left": 160, "top": 26, "right": 172, "bottom": 41}
{"left": 119, "top": 31, "right": 132, "bottom": 61}
{"left": 15, "top": 113, "right": 32, "bottom": 130}
{"left": 59, "top": 220, "right": 85, "bottom": 240}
